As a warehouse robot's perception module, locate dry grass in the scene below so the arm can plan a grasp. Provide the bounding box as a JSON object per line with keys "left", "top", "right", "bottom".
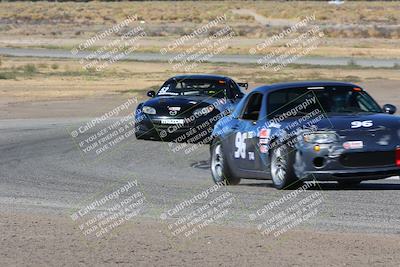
{"left": 1, "top": 1, "right": 400, "bottom": 25}
{"left": 1, "top": 56, "right": 399, "bottom": 103}
{"left": 1, "top": 1, "right": 400, "bottom": 60}
{"left": 2, "top": 35, "right": 400, "bottom": 59}
{"left": 254, "top": 2, "right": 400, "bottom": 25}
{"left": 1, "top": 1, "right": 400, "bottom": 39}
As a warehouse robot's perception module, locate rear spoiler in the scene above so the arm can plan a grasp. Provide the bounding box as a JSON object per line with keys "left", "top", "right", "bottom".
{"left": 237, "top": 82, "right": 248, "bottom": 90}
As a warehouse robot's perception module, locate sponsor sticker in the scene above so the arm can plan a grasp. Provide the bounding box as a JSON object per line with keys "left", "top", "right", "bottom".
{"left": 168, "top": 107, "right": 181, "bottom": 111}
{"left": 259, "top": 128, "right": 270, "bottom": 138}
{"left": 247, "top": 131, "right": 255, "bottom": 138}
{"left": 259, "top": 145, "right": 268, "bottom": 154}
{"left": 343, "top": 141, "right": 364, "bottom": 150}
{"left": 258, "top": 128, "right": 270, "bottom": 150}
{"left": 161, "top": 119, "right": 185, "bottom": 125}
{"left": 269, "top": 122, "right": 281, "bottom": 129}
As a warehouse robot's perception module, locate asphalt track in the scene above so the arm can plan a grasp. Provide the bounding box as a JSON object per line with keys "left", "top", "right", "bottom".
{"left": 1, "top": 47, "right": 400, "bottom": 68}
{"left": 1, "top": 117, "right": 400, "bottom": 235}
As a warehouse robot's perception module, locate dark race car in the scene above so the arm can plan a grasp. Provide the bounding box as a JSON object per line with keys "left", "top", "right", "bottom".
{"left": 210, "top": 81, "right": 400, "bottom": 189}
{"left": 135, "top": 74, "right": 247, "bottom": 143}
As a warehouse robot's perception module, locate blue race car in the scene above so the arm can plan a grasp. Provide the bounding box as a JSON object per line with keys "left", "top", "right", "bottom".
{"left": 210, "top": 81, "right": 400, "bottom": 189}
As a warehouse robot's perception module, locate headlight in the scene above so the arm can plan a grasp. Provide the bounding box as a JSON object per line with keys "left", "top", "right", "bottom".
{"left": 193, "top": 106, "right": 214, "bottom": 117}
{"left": 303, "top": 132, "right": 338, "bottom": 144}
{"left": 142, "top": 106, "right": 156, "bottom": 115}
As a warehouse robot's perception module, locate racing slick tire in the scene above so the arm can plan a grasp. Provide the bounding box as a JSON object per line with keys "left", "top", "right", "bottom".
{"left": 135, "top": 132, "right": 151, "bottom": 140}
{"left": 270, "top": 143, "right": 298, "bottom": 190}
{"left": 135, "top": 132, "right": 144, "bottom": 140}
{"left": 210, "top": 139, "right": 241, "bottom": 185}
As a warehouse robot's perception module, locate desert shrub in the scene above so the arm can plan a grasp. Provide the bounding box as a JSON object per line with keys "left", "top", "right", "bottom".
{"left": 0, "top": 71, "right": 16, "bottom": 80}
{"left": 343, "top": 75, "right": 361, "bottom": 82}
{"left": 38, "top": 63, "right": 48, "bottom": 68}
{"left": 347, "top": 59, "right": 358, "bottom": 67}
{"left": 23, "top": 64, "right": 37, "bottom": 75}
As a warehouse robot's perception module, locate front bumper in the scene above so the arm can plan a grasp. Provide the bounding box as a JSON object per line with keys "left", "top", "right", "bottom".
{"left": 300, "top": 167, "right": 400, "bottom": 181}
{"left": 295, "top": 142, "right": 400, "bottom": 181}
{"left": 135, "top": 114, "right": 217, "bottom": 143}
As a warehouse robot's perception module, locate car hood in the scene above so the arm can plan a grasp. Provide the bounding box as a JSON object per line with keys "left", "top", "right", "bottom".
{"left": 276, "top": 113, "right": 400, "bottom": 147}
{"left": 309, "top": 113, "right": 400, "bottom": 133}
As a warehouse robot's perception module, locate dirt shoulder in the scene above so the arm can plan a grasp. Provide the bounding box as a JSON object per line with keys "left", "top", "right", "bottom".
{"left": 1, "top": 210, "right": 399, "bottom": 267}
{"left": 0, "top": 57, "right": 399, "bottom": 120}
{"left": 0, "top": 78, "right": 398, "bottom": 120}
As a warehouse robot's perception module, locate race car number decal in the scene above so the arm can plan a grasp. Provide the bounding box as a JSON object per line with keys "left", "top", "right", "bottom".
{"left": 158, "top": 85, "right": 170, "bottom": 95}
{"left": 351, "top": 120, "right": 373, "bottom": 128}
{"left": 234, "top": 132, "right": 247, "bottom": 159}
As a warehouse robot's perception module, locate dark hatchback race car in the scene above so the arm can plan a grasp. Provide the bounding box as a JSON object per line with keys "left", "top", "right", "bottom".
{"left": 210, "top": 81, "right": 400, "bottom": 189}
{"left": 135, "top": 74, "right": 246, "bottom": 142}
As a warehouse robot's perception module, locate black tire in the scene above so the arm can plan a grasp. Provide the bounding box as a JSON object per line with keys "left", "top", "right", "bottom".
{"left": 135, "top": 130, "right": 159, "bottom": 141}
{"left": 135, "top": 132, "right": 143, "bottom": 140}
{"left": 337, "top": 180, "right": 362, "bottom": 188}
{"left": 270, "top": 143, "right": 298, "bottom": 190}
{"left": 135, "top": 132, "right": 150, "bottom": 140}
{"left": 210, "top": 139, "right": 241, "bottom": 185}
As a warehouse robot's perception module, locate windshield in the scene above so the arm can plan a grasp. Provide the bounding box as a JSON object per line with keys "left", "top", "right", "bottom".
{"left": 268, "top": 86, "right": 382, "bottom": 118}
{"left": 157, "top": 79, "right": 227, "bottom": 98}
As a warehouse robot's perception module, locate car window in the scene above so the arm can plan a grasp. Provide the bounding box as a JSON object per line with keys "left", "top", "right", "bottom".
{"left": 267, "top": 86, "right": 382, "bottom": 119}
{"left": 157, "top": 79, "right": 226, "bottom": 98}
{"left": 240, "top": 93, "right": 263, "bottom": 121}
{"left": 268, "top": 89, "right": 316, "bottom": 118}
{"left": 355, "top": 93, "right": 381, "bottom": 112}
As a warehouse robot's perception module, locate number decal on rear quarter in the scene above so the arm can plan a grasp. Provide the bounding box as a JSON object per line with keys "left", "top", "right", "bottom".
{"left": 234, "top": 132, "right": 247, "bottom": 159}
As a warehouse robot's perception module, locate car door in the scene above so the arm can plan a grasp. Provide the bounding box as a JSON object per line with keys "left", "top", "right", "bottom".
{"left": 228, "top": 92, "right": 266, "bottom": 173}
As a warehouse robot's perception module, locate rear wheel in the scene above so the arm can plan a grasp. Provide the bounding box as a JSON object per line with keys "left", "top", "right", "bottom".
{"left": 270, "top": 144, "right": 298, "bottom": 189}
{"left": 210, "top": 140, "right": 241, "bottom": 185}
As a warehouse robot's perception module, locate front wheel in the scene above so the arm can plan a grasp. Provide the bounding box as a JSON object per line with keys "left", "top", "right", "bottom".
{"left": 270, "top": 144, "right": 298, "bottom": 189}
{"left": 210, "top": 140, "right": 241, "bottom": 185}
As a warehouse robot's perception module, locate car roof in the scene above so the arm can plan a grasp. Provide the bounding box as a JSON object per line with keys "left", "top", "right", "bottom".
{"left": 252, "top": 81, "right": 361, "bottom": 94}
{"left": 170, "top": 74, "right": 231, "bottom": 81}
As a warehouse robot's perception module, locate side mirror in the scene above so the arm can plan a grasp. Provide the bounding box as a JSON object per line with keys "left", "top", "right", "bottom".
{"left": 147, "top": 90, "right": 156, "bottom": 98}
{"left": 237, "top": 82, "right": 248, "bottom": 90}
{"left": 383, "top": 104, "right": 396, "bottom": 114}
{"left": 234, "top": 93, "right": 244, "bottom": 99}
